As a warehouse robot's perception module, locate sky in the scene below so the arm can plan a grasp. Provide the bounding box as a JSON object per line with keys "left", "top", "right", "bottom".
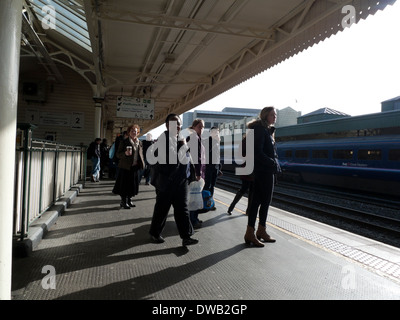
{"left": 148, "top": 1, "right": 400, "bottom": 137}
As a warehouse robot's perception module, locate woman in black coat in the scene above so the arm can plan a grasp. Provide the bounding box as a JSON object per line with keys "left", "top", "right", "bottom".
{"left": 244, "top": 107, "right": 281, "bottom": 247}
{"left": 112, "top": 124, "right": 145, "bottom": 209}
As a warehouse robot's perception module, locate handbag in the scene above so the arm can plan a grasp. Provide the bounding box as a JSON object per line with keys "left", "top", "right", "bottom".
{"left": 188, "top": 178, "right": 205, "bottom": 211}
{"left": 196, "top": 190, "right": 215, "bottom": 213}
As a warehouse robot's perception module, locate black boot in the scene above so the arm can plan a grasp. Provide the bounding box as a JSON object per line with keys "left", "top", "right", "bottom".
{"left": 120, "top": 196, "right": 130, "bottom": 209}
{"left": 126, "top": 197, "right": 136, "bottom": 207}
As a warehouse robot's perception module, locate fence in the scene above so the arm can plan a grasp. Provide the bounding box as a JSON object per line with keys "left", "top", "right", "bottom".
{"left": 14, "top": 124, "right": 86, "bottom": 240}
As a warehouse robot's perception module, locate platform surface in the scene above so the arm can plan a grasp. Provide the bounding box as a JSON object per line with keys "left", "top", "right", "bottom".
{"left": 11, "top": 180, "right": 400, "bottom": 300}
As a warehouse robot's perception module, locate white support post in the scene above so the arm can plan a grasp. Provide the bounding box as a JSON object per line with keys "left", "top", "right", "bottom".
{"left": 94, "top": 101, "right": 102, "bottom": 138}
{"left": 0, "top": 0, "right": 23, "bottom": 300}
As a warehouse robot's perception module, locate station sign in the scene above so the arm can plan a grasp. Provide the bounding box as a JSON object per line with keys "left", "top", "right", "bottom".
{"left": 116, "top": 96, "right": 155, "bottom": 119}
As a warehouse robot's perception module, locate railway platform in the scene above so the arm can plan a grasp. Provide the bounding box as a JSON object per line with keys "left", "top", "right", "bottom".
{"left": 11, "top": 179, "right": 400, "bottom": 301}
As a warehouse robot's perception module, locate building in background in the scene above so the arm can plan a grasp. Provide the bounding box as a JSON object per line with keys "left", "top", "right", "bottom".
{"left": 381, "top": 96, "right": 400, "bottom": 112}
{"left": 297, "top": 107, "right": 350, "bottom": 124}
{"left": 183, "top": 107, "right": 262, "bottom": 131}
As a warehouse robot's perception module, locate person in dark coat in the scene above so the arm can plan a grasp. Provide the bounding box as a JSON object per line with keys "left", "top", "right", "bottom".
{"left": 112, "top": 124, "right": 145, "bottom": 209}
{"left": 112, "top": 131, "right": 128, "bottom": 179}
{"left": 88, "top": 138, "right": 101, "bottom": 182}
{"left": 186, "top": 119, "right": 205, "bottom": 228}
{"left": 228, "top": 133, "right": 252, "bottom": 215}
{"left": 99, "top": 138, "right": 109, "bottom": 179}
{"left": 141, "top": 133, "right": 154, "bottom": 185}
{"left": 148, "top": 113, "right": 199, "bottom": 246}
{"left": 244, "top": 106, "right": 281, "bottom": 247}
{"left": 204, "top": 126, "right": 222, "bottom": 209}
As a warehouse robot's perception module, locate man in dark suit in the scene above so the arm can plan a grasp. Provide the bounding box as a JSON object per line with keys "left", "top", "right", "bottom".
{"left": 149, "top": 114, "right": 199, "bottom": 246}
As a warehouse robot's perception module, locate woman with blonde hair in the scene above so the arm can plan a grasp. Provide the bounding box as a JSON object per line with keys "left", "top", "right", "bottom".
{"left": 244, "top": 107, "right": 281, "bottom": 247}
{"left": 112, "top": 124, "right": 145, "bottom": 209}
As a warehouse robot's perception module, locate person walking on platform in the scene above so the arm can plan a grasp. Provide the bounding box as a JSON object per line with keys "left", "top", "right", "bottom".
{"left": 227, "top": 176, "right": 253, "bottom": 215}
{"left": 204, "top": 126, "right": 222, "bottom": 210}
{"left": 87, "top": 138, "right": 102, "bottom": 182}
{"left": 186, "top": 119, "right": 206, "bottom": 228}
{"left": 112, "top": 124, "right": 145, "bottom": 209}
{"left": 149, "top": 113, "right": 199, "bottom": 246}
{"left": 228, "top": 133, "right": 252, "bottom": 215}
{"left": 244, "top": 107, "right": 281, "bottom": 247}
{"left": 141, "top": 133, "right": 154, "bottom": 185}
{"left": 111, "top": 131, "right": 128, "bottom": 179}
{"left": 100, "top": 138, "right": 109, "bottom": 179}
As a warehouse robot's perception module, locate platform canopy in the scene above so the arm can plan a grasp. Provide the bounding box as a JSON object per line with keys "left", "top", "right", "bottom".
{"left": 21, "top": 0, "right": 396, "bottom": 133}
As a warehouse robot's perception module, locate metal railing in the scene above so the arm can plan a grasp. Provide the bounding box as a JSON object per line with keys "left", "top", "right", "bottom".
{"left": 14, "top": 125, "right": 86, "bottom": 240}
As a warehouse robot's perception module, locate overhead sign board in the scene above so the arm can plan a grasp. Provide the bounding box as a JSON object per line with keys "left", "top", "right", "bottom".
{"left": 116, "top": 96, "right": 155, "bottom": 119}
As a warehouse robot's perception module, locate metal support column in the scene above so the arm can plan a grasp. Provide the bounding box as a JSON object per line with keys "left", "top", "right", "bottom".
{"left": 0, "top": 0, "right": 23, "bottom": 300}
{"left": 94, "top": 99, "right": 103, "bottom": 138}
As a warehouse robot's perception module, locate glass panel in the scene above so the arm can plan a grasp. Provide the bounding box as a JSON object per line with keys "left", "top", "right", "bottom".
{"left": 388, "top": 149, "right": 400, "bottom": 161}
{"left": 312, "top": 150, "right": 329, "bottom": 159}
{"left": 332, "top": 149, "right": 353, "bottom": 159}
{"left": 295, "top": 150, "right": 308, "bottom": 158}
{"left": 284, "top": 150, "right": 292, "bottom": 158}
{"left": 28, "top": 0, "right": 92, "bottom": 52}
{"left": 358, "top": 149, "right": 382, "bottom": 161}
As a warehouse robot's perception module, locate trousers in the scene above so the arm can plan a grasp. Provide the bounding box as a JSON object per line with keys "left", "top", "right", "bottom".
{"left": 91, "top": 156, "right": 100, "bottom": 179}
{"left": 247, "top": 172, "right": 274, "bottom": 228}
{"left": 149, "top": 179, "right": 194, "bottom": 239}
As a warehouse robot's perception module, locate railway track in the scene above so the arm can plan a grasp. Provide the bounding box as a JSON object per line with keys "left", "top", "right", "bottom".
{"left": 216, "top": 171, "right": 400, "bottom": 248}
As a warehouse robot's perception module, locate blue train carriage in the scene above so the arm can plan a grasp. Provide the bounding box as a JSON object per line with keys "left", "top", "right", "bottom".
{"left": 276, "top": 135, "right": 400, "bottom": 197}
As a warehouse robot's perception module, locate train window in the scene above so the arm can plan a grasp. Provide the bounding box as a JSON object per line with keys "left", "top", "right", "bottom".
{"left": 333, "top": 149, "right": 353, "bottom": 159}
{"left": 388, "top": 149, "right": 400, "bottom": 161}
{"left": 295, "top": 150, "right": 308, "bottom": 158}
{"left": 358, "top": 149, "right": 381, "bottom": 161}
{"left": 312, "top": 150, "right": 329, "bottom": 159}
{"left": 285, "top": 150, "right": 293, "bottom": 158}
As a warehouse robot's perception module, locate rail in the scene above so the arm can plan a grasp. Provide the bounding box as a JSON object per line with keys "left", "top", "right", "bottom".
{"left": 14, "top": 124, "right": 87, "bottom": 240}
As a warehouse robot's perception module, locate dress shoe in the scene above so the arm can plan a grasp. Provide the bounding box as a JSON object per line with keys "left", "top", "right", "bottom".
{"left": 127, "top": 197, "right": 136, "bottom": 207}
{"left": 182, "top": 237, "right": 199, "bottom": 246}
{"left": 120, "top": 200, "right": 130, "bottom": 209}
{"left": 151, "top": 235, "right": 165, "bottom": 243}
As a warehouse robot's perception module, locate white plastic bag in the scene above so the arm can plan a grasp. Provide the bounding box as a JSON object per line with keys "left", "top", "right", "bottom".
{"left": 188, "top": 178, "right": 205, "bottom": 211}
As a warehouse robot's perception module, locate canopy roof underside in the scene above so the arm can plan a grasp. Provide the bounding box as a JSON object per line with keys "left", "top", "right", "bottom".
{"left": 21, "top": 0, "right": 396, "bottom": 133}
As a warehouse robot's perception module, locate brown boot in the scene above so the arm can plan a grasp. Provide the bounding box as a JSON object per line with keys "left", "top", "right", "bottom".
{"left": 256, "top": 225, "right": 276, "bottom": 243}
{"left": 244, "top": 226, "right": 264, "bottom": 247}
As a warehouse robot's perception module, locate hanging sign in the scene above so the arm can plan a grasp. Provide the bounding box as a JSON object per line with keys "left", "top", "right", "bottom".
{"left": 116, "top": 96, "right": 155, "bottom": 119}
